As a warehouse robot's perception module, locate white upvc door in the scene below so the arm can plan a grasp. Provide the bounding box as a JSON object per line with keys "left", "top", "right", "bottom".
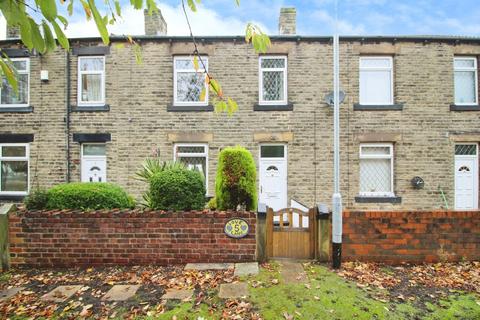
{"left": 454, "top": 144, "right": 478, "bottom": 210}
{"left": 259, "top": 144, "right": 287, "bottom": 211}
{"left": 81, "top": 144, "right": 107, "bottom": 183}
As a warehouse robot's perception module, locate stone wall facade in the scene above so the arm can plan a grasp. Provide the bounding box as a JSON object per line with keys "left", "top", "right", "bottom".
{"left": 342, "top": 210, "right": 480, "bottom": 264}
{"left": 8, "top": 209, "right": 256, "bottom": 267}
{"left": 1, "top": 36, "right": 480, "bottom": 210}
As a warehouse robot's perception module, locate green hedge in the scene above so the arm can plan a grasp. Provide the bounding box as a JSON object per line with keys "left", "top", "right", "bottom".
{"left": 149, "top": 167, "right": 206, "bottom": 211}
{"left": 46, "top": 182, "right": 135, "bottom": 210}
{"left": 215, "top": 146, "right": 257, "bottom": 211}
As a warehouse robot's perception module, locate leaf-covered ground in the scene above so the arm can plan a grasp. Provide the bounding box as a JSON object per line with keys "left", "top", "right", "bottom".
{"left": 0, "top": 261, "right": 479, "bottom": 319}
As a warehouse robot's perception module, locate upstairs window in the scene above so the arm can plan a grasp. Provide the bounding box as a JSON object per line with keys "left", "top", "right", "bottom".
{"left": 454, "top": 57, "right": 478, "bottom": 105}
{"left": 359, "top": 57, "right": 393, "bottom": 105}
{"left": 78, "top": 56, "right": 105, "bottom": 105}
{"left": 0, "top": 143, "right": 29, "bottom": 195}
{"left": 174, "top": 56, "right": 208, "bottom": 106}
{"left": 359, "top": 144, "right": 394, "bottom": 197}
{"left": 259, "top": 56, "right": 287, "bottom": 105}
{"left": 1, "top": 58, "right": 29, "bottom": 106}
{"left": 174, "top": 143, "right": 208, "bottom": 193}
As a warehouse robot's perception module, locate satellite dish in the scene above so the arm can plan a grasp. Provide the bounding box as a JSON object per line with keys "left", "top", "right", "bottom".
{"left": 324, "top": 90, "right": 346, "bottom": 106}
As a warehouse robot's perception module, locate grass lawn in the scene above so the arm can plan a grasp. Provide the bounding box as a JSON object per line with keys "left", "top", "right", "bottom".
{"left": 0, "top": 262, "right": 479, "bottom": 319}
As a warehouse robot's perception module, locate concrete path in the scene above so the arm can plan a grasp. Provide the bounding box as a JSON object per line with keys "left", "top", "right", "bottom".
{"left": 0, "top": 287, "right": 24, "bottom": 302}
{"left": 218, "top": 282, "right": 249, "bottom": 299}
{"left": 277, "top": 260, "right": 308, "bottom": 284}
{"left": 184, "top": 263, "right": 234, "bottom": 271}
{"left": 161, "top": 288, "right": 194, "bottom": 300}
{"left": 41, "top": 285, "right": 83, "bottom": 302}
{"left": 234, "top": 263, "right": 259, "bottom": 276}
{"left": 102, "top": 285, "right": 140, "bottom": 301}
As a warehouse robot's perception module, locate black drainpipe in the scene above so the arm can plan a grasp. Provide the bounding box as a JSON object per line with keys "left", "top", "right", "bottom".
{"left": 65, "top": 51, "right": 71, "bottom": 182}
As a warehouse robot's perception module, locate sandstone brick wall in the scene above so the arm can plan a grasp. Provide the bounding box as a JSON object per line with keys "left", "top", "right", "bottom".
{"left": 8, "top": 210, "right": 256, "bottom": 267}
{"left": 1, "top": 37, "right": 480, "bottom": 211}
{"left": 343, "top": 210, "right": 480, "bottom": 264}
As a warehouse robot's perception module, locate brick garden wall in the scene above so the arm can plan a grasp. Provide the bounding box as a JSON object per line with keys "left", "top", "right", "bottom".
{"left": 9, "top": 210, "right": 256, "bottom": 267}
{"left": 343, "top": 210, "right": 480, "bottom": 264}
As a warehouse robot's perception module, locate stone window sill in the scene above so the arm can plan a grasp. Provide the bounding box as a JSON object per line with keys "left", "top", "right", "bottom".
{"left": 254, "top": 103, "right": 294, "bottom": 111}
{"left": 167, "top": 104, "right": 214, "bottom": 112}
{"left": 0, "top": 106, "right": 33, "bottom": 113}
{"left": 354, "top": 103, "right": 403, "bottom": 111}
{"left": 355, "top": 196, "right": 402, "bottom": 204}
{"left": 71, "top": 104, "right": 110, "bottom": 112}
{"left": 0, "top": 194, "right": 26, "bottom": 201}
{"left": 450, "top": 104, "right": 480, "bottom": 111}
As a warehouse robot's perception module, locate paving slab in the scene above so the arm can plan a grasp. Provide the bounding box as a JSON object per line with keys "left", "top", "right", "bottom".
{"left": 234, "top": 262, "right": 259, "bottom": 276}
{"left": 0, "top": 286, "right": 25, "bottom": 302}
{"left": 102, "top": 284, "right": 140, "bottom": 301}
{"left": 184, "top": 263, "right": 234, "bottom": 271}
{"left": 218, "top": 283, "right": 249, "bottom": 299}
{"left": 278, "top": 260, "right": 307, "bottom": 284}
{"left": 161, "top": 288, "right": 194, "bottom": 300}
{"left": 41, "top": 285, "right": 83, "bottom": 302}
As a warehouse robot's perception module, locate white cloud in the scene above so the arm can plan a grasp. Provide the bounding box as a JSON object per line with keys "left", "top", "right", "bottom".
{"left": 65, "top": 3, "right": 269, "bottom": 38}
{"left": 312, "top": 9, "right": 365, "bottom": 34}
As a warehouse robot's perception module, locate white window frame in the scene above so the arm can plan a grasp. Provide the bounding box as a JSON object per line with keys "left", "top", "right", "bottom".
{"left": 259, "top": 55, "right": 288, "bottom": 105}
{"left": 454, "top": 56, "right": 478, "bottom": 105}
{"left": 0, "top": 143, "right": 30, "bottom": 195}
{"left": 173, "top": 56, "right": 208, "bottom": 107}
{"left": 0, "top": 58, "right": 30, "bottom": 107}
{"left": 359, "top": 56, "right": 394, "bottom": 105}
{"left": 81, "top": 143, "right": 107, "bottom": 182}
{"left": 77, "top": 56, "right": 106, "bottom": 106}
{"left": 359, "top": 143, "right": 394, "bottom": 197}
{"left": 173, "top": 143, "right": 209, "bottom": 194}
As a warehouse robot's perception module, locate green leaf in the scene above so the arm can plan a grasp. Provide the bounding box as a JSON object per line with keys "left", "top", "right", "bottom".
{"left": 51, "top": 20, "right": 70, "bottom": 50}
{"left": 29, "top": 18, "right": 46, "bottom": 53}
{"left": 209, "top": 78, "right": 222, "bottom": 96}
{"left": 114, "top": 0, "right": 122, "bottom": 16}
{"left": 130, "top": 0, "right": 143, "bottom": 9}
{"left": 19, "top": 21, "right": 33, "bottom": 49}
{"left": 42, "top": 21, "right": 56, "bottom": 52}
{"left": 214, "top": 100, "right": 227, "bottom": 113}
{"left": 88, "top": 0, "right": 110, "bottom": 44}
{"left": 146, "top": 0, "right": 158, "bottom": 14}
{"left": 57, "top": 15, "right": 68, "bottom": 28}
{"left": 227, "top": 97, "right": 238, "bottom": 115}
{"left": 193, "top": 55, "right": 199, "bottom": 71}
{"left": 187, "top": 0, "right": 197, "bottom": 12}
{"left": 199, "top": 87, "right": 206, "bottom": 102}
{"left": 0, "top": 58, "right": 18, "bottom": 93}
{"left": 235, "top": 0, "right": 240, "bottom": 6}
{"left": 133, "top": 43, "right": 143, "bottom": 64}
{"left": 39, "top": 0, "right": 57, "bottom": 21}
{"left": 67, "top": 0, "right": 74, "bottom": 16}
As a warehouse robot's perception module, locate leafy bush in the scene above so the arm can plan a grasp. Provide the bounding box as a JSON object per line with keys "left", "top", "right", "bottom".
{"left": 23, "top": 188, "right": 49, "bottom": 210}
{"left": 149, "top": 167, "right": 205, "bottom": 211}
{"left": 215, "top": 146, "right": 257, "bottom": 211}
{"left": 46, "top": 183, "right": 135, "bottom": 210}
{"left": 206, "top": 197, "right": 217, "bottom": 210}
{"left": 135, "top": 159, "right": 187, "bottom": 207}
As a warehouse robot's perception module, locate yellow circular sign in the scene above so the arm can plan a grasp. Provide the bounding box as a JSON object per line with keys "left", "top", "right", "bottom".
{"left": 224, "top": 218, "right": 249, "bottom": 239}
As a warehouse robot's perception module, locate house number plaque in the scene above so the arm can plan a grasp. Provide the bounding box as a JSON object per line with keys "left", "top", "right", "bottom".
{"left": 224, "top": 218, "right": 249, "bottom": 239}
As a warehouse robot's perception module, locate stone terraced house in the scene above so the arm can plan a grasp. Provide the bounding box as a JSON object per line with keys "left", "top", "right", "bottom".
{"left": 1, "top": 7, "right": 480, "bottom": 212}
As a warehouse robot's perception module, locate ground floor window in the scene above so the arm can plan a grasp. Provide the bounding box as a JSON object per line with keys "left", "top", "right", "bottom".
{"left": 174, "top": 143, "right": 208, "bottom": 192}
{"left": 0, "top": 143, "right": 29, "bottom": 194}
{"left": 81, "top": 143, "right": 107, "bottom": 182}
{"left": 359, "top": 143, "right": 394, "bottom": 197}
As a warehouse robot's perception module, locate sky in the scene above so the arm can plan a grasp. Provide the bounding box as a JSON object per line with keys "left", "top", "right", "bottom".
{"left": 1, "top": 0, "right": 480, "bottom": 39}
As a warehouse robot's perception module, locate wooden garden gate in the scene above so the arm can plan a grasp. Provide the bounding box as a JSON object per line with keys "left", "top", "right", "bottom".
{"left": 266, "top": 207, "right": 317, "bottom": 259}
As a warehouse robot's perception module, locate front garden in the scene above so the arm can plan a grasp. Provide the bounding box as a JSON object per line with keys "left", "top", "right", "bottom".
{"left": 0, "top": 261, "right": 479, "bottom": 319}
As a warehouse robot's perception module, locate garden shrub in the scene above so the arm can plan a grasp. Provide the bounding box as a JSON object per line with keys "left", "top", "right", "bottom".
{"left": 215, "top": 146, "right": 257, "bottom": 211}
{"left": 23, "top": 188, "right": 49, "bottom": 210}
{"left": 149, "top": 167, "right": 206, "bottom": 211}
{"left": 206, "top": 197, "right": 217, "bottom": 210}
{"left": 46, "top": 182, "right": 135, "bottom": 210}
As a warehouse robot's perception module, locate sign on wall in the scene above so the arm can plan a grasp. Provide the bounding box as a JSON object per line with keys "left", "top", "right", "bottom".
{"left": 224, "top": 218, "right": 249, "bottom": 239}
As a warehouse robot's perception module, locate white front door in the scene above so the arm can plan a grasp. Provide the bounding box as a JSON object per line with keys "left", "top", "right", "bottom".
{"left": 81, "top": 144, "right": 107, "bottom": 183}
{"left": 259, "top": 144, "right": 287, "bottom": 211}
{"left": 454, "top": 144, "right": 478, "bottom": 210}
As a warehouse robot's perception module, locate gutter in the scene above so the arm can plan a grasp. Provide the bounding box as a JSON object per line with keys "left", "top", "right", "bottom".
{"left": 65, "top": 51, "right": 71, "bottom": 182}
